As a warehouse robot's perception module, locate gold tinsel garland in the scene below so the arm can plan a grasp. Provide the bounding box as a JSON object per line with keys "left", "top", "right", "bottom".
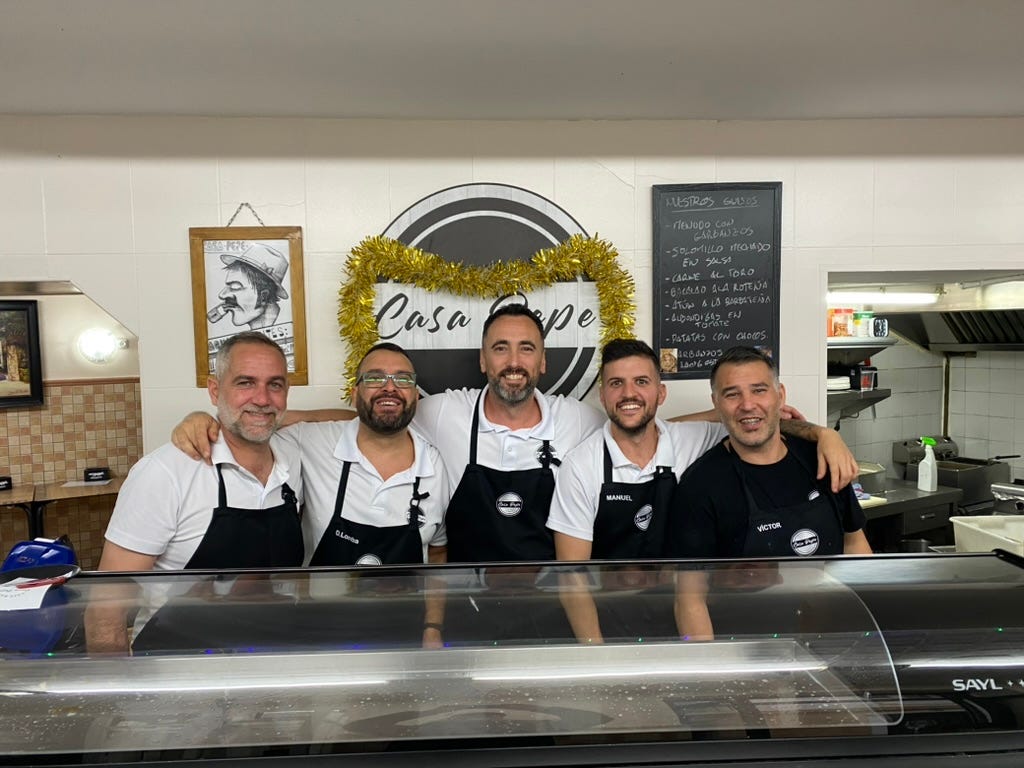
{"left": 338, "top": 234, "right": 636, "bottom": 388}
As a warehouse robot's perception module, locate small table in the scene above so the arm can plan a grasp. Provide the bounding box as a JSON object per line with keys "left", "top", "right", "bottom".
{"left": 1, "top": 485, "right": 37, "bottom": 540}
{"left": 27, "top": 478, "right": 124, "bottom": 539}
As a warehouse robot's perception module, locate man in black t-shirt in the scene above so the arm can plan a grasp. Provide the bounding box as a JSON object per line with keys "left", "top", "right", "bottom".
{"left": 672, "top": 346, "right": 872, "bottom": 640}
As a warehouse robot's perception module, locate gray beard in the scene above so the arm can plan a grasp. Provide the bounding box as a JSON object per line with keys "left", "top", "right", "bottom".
{"left": 490, "top": 377, "right": 535, "bottom": 405}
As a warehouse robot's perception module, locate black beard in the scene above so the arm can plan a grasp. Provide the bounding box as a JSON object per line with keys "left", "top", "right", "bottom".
{"left": 356, "top": 394, "right": 415, "bottom": 435}
{"left": 608, "top": 408, "right": 654, "bottom": 437}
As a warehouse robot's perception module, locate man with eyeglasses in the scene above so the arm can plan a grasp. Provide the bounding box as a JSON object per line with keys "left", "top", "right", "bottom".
{"left": 294, "top": 343, "right": 448, "bottom": 579}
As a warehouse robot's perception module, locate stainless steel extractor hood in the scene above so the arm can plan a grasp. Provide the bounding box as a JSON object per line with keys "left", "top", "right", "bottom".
{"left": 830, "top": 272, "right": 1024, "bottom": 353}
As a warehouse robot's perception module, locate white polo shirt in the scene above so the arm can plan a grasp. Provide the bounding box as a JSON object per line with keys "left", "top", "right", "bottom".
{"left": 546, "top": 418, "right": 726, "bottom": 542}
{"left": 105, "top": 433, "right": 303, "bottom": 570}
{"left": 278, "top": 420, "right": 448, "bottom": 563}
{"left": 413, "top": 386, "right": 606, "bottom": 496}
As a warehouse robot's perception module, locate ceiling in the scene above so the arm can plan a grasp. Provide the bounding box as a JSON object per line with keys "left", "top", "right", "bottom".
{"left": 3, "top": 0, "right": 1024, "bottom": 121}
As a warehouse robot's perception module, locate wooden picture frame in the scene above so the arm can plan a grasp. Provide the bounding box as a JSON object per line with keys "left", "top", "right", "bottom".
{"left": 189, "top": 226, "right": 308, "bottom": 387}
{"left": 0, "top": 299, "right": 44, "bottom": 408}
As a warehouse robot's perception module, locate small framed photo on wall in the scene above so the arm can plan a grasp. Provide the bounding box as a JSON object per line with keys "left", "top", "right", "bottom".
{"left": 0, "top": 299, "right": 44, "bottom": 408}
{"left": 189, "top": 226, "right": 308, "bottom": 386}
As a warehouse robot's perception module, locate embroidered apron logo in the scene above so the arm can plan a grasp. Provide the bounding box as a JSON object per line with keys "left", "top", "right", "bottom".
{"left": 634, "top": 504, "right": 654, "bottom": 531}
{"left": 790, "top": 528, "right": 820, "bottom": 556}
{"left": 496, "top": 491, "right": 525, "bottom": 518}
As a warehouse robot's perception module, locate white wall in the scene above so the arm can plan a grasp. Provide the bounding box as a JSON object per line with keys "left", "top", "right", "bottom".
{"left": 949, "top": 351, "right": 1024, "bottom": 479}
{"left": 3, "top": 116, "right": 1024, "bottom": 450}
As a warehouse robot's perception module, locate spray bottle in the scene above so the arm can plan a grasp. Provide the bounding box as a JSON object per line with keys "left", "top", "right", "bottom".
{"left": 917, "top": 436, "right": 938, "bottom": 492}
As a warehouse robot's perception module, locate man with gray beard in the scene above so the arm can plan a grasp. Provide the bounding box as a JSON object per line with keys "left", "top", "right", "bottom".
{"left": 98, "top": 332, "right": 304, "bottom": 574}
{"left": 86, "top": 333, "right": 304, "bottom": 653}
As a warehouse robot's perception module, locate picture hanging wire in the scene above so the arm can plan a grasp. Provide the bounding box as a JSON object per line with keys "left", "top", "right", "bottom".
{"left": 225, "top": 202, "right": 266, "bottom": 227}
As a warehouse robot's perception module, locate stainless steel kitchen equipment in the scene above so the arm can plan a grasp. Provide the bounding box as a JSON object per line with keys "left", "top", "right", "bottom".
{"left": 992, "top": 480, "right": 1024, "bottom": 515}
{"left": 893, "top": 436, "right": 1014, "bottom": 514}
{"left": 4, "top": 556, "right": 1024, "bottom": 767}
{"left": 855, "top": 461, "right": 887, "bottom": 494}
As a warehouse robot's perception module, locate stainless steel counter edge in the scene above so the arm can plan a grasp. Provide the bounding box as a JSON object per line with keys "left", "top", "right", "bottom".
{"left": 861, "top": 480, "right": 963, "bottom": 521}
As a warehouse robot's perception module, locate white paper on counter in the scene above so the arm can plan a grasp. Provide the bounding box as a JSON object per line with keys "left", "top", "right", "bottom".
{"left": 0, "top": 579, "right": 52, "bottom": 611}
{"left": 61, "top": 479, "right": 113, "bottom": 487}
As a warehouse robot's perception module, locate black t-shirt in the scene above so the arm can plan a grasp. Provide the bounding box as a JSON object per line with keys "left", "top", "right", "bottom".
{"left": 670, "top": 435, "right": 866, "bottom": 559}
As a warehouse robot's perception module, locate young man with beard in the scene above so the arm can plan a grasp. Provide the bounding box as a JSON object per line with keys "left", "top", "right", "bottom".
{"left": 548, "top": 339, "right": 727, "bottom": 643}
{"left": 673, "top": 346, "right": 872, "bottom": 642}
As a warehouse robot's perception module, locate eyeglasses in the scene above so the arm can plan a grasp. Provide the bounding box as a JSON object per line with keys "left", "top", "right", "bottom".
{"left": 356, "top": 371, "right": 417, "bottom": 389}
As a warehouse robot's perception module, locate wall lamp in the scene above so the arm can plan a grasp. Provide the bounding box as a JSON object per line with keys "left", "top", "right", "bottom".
{"left": 77, "top": 328, "right": 128, "bottom": 364}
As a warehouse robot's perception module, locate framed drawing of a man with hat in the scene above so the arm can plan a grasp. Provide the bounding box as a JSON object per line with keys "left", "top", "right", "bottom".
{"left": 189, "top": 226, "right": 308, "bottom": 386}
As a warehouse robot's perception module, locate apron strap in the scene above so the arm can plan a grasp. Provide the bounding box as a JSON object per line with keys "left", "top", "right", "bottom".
{"left": 469, "top": 389, "right": 484, "bottom": 464}
{"left": 215, "top": 464, "right": 228, "bottom": 508}
{"left": 333, "top": 461, "right": 353, "bottom": 518}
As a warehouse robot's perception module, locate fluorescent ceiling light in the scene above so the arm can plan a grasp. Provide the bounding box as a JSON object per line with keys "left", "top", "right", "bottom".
{"left": 827, "top": 291, "right": 938, "bottom": 306}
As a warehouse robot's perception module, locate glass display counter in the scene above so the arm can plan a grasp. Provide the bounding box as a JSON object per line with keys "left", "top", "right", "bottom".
{"left": 2, "top": 552, "right": 1024, "bottom": 767}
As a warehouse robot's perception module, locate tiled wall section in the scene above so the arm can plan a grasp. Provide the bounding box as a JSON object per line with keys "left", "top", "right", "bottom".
{"left": 831, "top": 340, "right": 945, "bottom": 479}
{"left": 948, "top": 352, "right": 1024, "bottom": 480}
{"left": 833, "top": 342, "right": 1024, "bottom": 482}
{"left": 0, "top": 379, "right": 142, "bottom": 568}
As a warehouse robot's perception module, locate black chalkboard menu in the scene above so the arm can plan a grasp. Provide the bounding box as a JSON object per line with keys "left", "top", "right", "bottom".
{"left": 652, "top": 182, "right": 781, "bottom": 380}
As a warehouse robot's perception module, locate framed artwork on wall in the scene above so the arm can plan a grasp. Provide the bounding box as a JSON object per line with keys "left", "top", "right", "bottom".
{"left": 0, "top": 299, "right": 44, "bottom": 408}
{"left": 189, "top": 226, "right": 308, "bottom": 387}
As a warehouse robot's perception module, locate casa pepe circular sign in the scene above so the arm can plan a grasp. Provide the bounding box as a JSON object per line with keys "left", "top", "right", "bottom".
{"left": 377, "top": 184, "right": 602, "bottom": 399}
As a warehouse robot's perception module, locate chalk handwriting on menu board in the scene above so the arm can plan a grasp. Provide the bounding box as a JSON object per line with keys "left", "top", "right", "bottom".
{"left": 653, "top": 182, "right": 781, "bottom": 380}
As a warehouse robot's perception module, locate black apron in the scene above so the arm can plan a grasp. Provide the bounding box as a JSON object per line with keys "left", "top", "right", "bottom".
{"left": 133, "top": 463, "right": 302, "bottom": 652}
{"left": 309, "top": 461, "right": 427, "bottom": 566}
{"left": 444, "top": 390, "right": 558, "bottom": 563}
{"left": 592, "top": 444, "right": 676, "bottom": 560}
{"left": 703, "top": 443, "right": 846, "bottom": 644}
{"left": 590, "top": 444, "right": 677, "bottom": 641}
{"left": 304, "top": 462, "right": 430, "bottom": 648}
{"left": 443, "top": 391, "right": 571, "bottom": 645}
{"left": 186, "top": 463, "right": 303, "bottom": 569}
{"left": 733, "top": 443, "right": 845, "bottom": 557}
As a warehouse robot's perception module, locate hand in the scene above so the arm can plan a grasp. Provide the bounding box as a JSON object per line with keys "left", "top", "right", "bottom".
{"left": 780, "top": 404, "right": 806, "bottom": 421}
{"left": 171, "top": 411, "right": 220, "bottom": 464}
{"left": 815, "top": 429, "right": 858, "bottom": 493}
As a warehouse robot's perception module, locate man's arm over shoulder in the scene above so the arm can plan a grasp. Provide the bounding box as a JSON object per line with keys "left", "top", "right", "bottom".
{"left": 172, "top": 408, "right": 354, "bottom": 463}
{"left": 779, "top": 420, "right": 857, "bottom": 492}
